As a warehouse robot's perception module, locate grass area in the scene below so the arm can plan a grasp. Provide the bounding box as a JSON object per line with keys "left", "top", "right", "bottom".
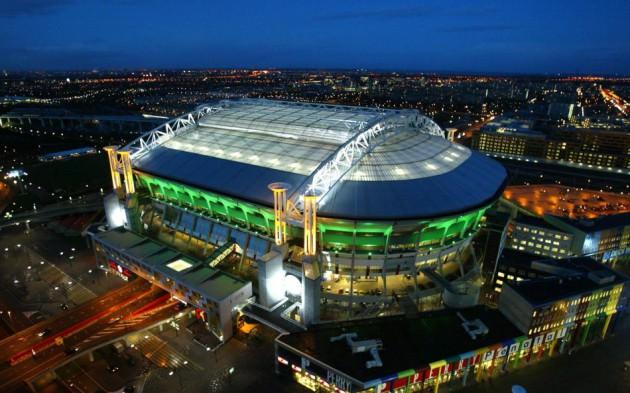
{"left": 25, "top": 153, "right": 110, "bottom": 193}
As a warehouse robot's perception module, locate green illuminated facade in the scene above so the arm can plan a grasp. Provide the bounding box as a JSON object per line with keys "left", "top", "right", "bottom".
{"left": 136, "top": 171, "right": 490, "bottom": 256}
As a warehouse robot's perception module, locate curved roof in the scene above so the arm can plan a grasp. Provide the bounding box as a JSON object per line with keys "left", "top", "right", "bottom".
{"left": 132, "top": 99, "right": 507, "bottom": 220}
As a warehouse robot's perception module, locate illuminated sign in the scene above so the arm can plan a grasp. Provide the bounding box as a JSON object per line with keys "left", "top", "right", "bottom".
{"left": 326, "top": 370, "right": 352, "bottom": 392}
{"left": 208, "top": 242, "right": 235, "bottom": 268}
{"left": 521, "top": 339, "right": 532, "bottom": 352}
{"left": 108, "top": 260, "right": 133, "bottom": 280}
{"left": 545, "top": 332, "right": 555, "bottom": 343}
{"left": 557, "top": 327, "right": 568, "bottom": 339}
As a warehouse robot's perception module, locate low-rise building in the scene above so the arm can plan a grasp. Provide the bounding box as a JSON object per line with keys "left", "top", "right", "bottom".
{"left": 276, "top": 306, "right": 526, "bottom": 393}
{"left": 498, "top": 257, "right": 628, "bottom": 348}
{"left": 546, "top": 213, "right": 630, "bottom": 264}
{"left": 507, "top": 215, "right": 573, "bottom": 259}
{"left": 90, "top": 227, "right": 252, "bottom": 340}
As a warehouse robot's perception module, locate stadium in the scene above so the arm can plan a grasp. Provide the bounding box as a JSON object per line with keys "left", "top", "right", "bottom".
{"left": 91, "top": 99, "right": 507, "bottom": 339}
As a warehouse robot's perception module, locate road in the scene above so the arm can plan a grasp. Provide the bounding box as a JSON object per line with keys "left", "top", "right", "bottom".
{"left": 600, "top": 87, "right": 629, "bottom": 116}
{"left": 0, "top": 283, "right": 178, "bottom": 392}
{"left": 0, "top": 180, "right": 12, "bottom": 212}
{"left": 0, "top": 279, "right": 150, "bottom": 364}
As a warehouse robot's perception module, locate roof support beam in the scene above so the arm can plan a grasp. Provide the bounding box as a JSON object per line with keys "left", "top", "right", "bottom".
{"left": 122, "top": 103, "right": 227, "bottom": 161}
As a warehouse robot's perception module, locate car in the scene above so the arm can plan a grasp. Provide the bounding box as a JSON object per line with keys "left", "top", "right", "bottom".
{"left": 37, "top": 328, "right": 52, "bottom": 337}
{"left": 107, "top": 365, "right": 120, "bottom": 373}
{"left": 175, "top": 302, "right": 187, "bottom": 311}
{"left": 64, "top": 347, "right": 79, "bottom": 355}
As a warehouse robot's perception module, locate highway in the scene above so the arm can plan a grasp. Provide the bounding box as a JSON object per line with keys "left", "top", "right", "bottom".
{"left": 0, "top": 282, "right": 178, "bottom": 392}
{"left": 600, "top": 86, "right": 629, "bottom": 116}
{"left": 0, "top": 180, "right": 12, "bottom": 212}
{"left": 0, "top": 193, "right": 102, "bottom": 229}
{"left": 0, "top": 278, "right": 150, "bottom": 364}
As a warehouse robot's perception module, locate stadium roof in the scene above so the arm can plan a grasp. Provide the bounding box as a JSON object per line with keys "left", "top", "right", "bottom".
{"left": 130, "top": 99, "right": 507, "bottom": 220}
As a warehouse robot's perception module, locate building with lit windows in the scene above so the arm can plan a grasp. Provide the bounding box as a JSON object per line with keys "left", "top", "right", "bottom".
{"left": 506, "top": 215, "right": 573, "bottom": 259}
{"left": 92, "top": 98, "right": 507, "bottom": 337}
{"left": 498, "top": 256, "right": 628, "bottom": 350}
{"left": 275, "top": 306, "right": 524, "bottom": 393}
{"left": 499, "top": 187, "right": 630, "bottom": 264}
{"left": 491, "top": 250, "right": 550, "bottom": 295}
{"left": 274, "top": 253, "right": 628, "bottom": 393}
{"left": 545, "top": 213, "right": 630, "bottom": 264}
{"left": 472, "top": 118, "right": 630, "bottom": 173}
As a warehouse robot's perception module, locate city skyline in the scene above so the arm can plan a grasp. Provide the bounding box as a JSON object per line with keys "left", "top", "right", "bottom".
{"left": 2, "top": 0, "right": 630, "bottom": 75}
{"left": 0, "top": 2, "right": 629, "bottom": 391}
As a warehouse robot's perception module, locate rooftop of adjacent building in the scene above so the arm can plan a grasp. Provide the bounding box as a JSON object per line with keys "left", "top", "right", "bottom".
{"left": 502, "top": 184, "right": 630, "bottom": 220}
{"left": 277, "top": 305, "right": 522, "bottom": 383}
{"left": 546, "top": 212, "right": 630, "bottom": 233}
{"left": 91, "top": 227, "right": 250, "bottom": 302}
{"left": 500, "top": 251, "right": 629, "bottom": 306}
{"left": 512, "top": 214, "right": 567, "bottom": 232}
{"left": 480, "top": 116, "right": 545, "bottom": 137}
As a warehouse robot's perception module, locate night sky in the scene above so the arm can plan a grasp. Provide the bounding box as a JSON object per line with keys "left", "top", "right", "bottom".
{"left": 2, "top": 0, "right": 629, "bottom": 74}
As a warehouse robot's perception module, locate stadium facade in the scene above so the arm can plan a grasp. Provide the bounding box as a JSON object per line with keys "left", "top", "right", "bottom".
{"left": 90, "top": 99, "right": 507, "bottom": 340}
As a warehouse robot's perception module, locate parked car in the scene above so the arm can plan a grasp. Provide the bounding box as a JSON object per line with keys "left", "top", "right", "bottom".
{"left": 107, "top": 364, "right": 120, "bottom": 373}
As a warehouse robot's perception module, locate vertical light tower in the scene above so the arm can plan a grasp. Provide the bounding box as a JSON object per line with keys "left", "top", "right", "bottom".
{"left": 118, "top": 150, "right": 135, "bottom": 196}
{"left": 268, "top": 182, "right": 291, "bottom": 246}
{"left": 258, "top": 183, "right": 292, "bottom": 309}
{"left": 103, "top": 146, "right": 122, "bottom": 193}
{"left": 301, "top": 192, "right": 321, "bottom": 325}
{"left": 303, "top": 193, "right": 318, "bottom": 256}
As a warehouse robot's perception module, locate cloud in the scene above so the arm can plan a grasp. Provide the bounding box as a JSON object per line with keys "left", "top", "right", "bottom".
{"left": 0, "top": 0, "right": 74, "bottom": 17}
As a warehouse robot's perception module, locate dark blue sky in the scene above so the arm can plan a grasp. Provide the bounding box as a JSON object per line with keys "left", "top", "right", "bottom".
{"left": 1, "top": 0, "right": 629, "bottom": 74}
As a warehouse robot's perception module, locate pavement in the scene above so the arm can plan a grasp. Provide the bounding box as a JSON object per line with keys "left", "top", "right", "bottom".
{"left": 140, "top": 319, "right": 308, "bottom": 393}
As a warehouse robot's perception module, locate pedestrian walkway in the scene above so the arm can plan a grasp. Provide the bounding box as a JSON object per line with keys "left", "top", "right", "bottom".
{"left": 127, "top": 332, "right": 201, "bottom": 371}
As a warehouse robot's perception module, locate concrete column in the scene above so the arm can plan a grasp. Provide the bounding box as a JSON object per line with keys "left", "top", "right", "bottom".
{"left": 257, "top": 245, "right": 287, "bottom": 309}
{"left": 301, "top": 255, "right": 321, "bottom": 325}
